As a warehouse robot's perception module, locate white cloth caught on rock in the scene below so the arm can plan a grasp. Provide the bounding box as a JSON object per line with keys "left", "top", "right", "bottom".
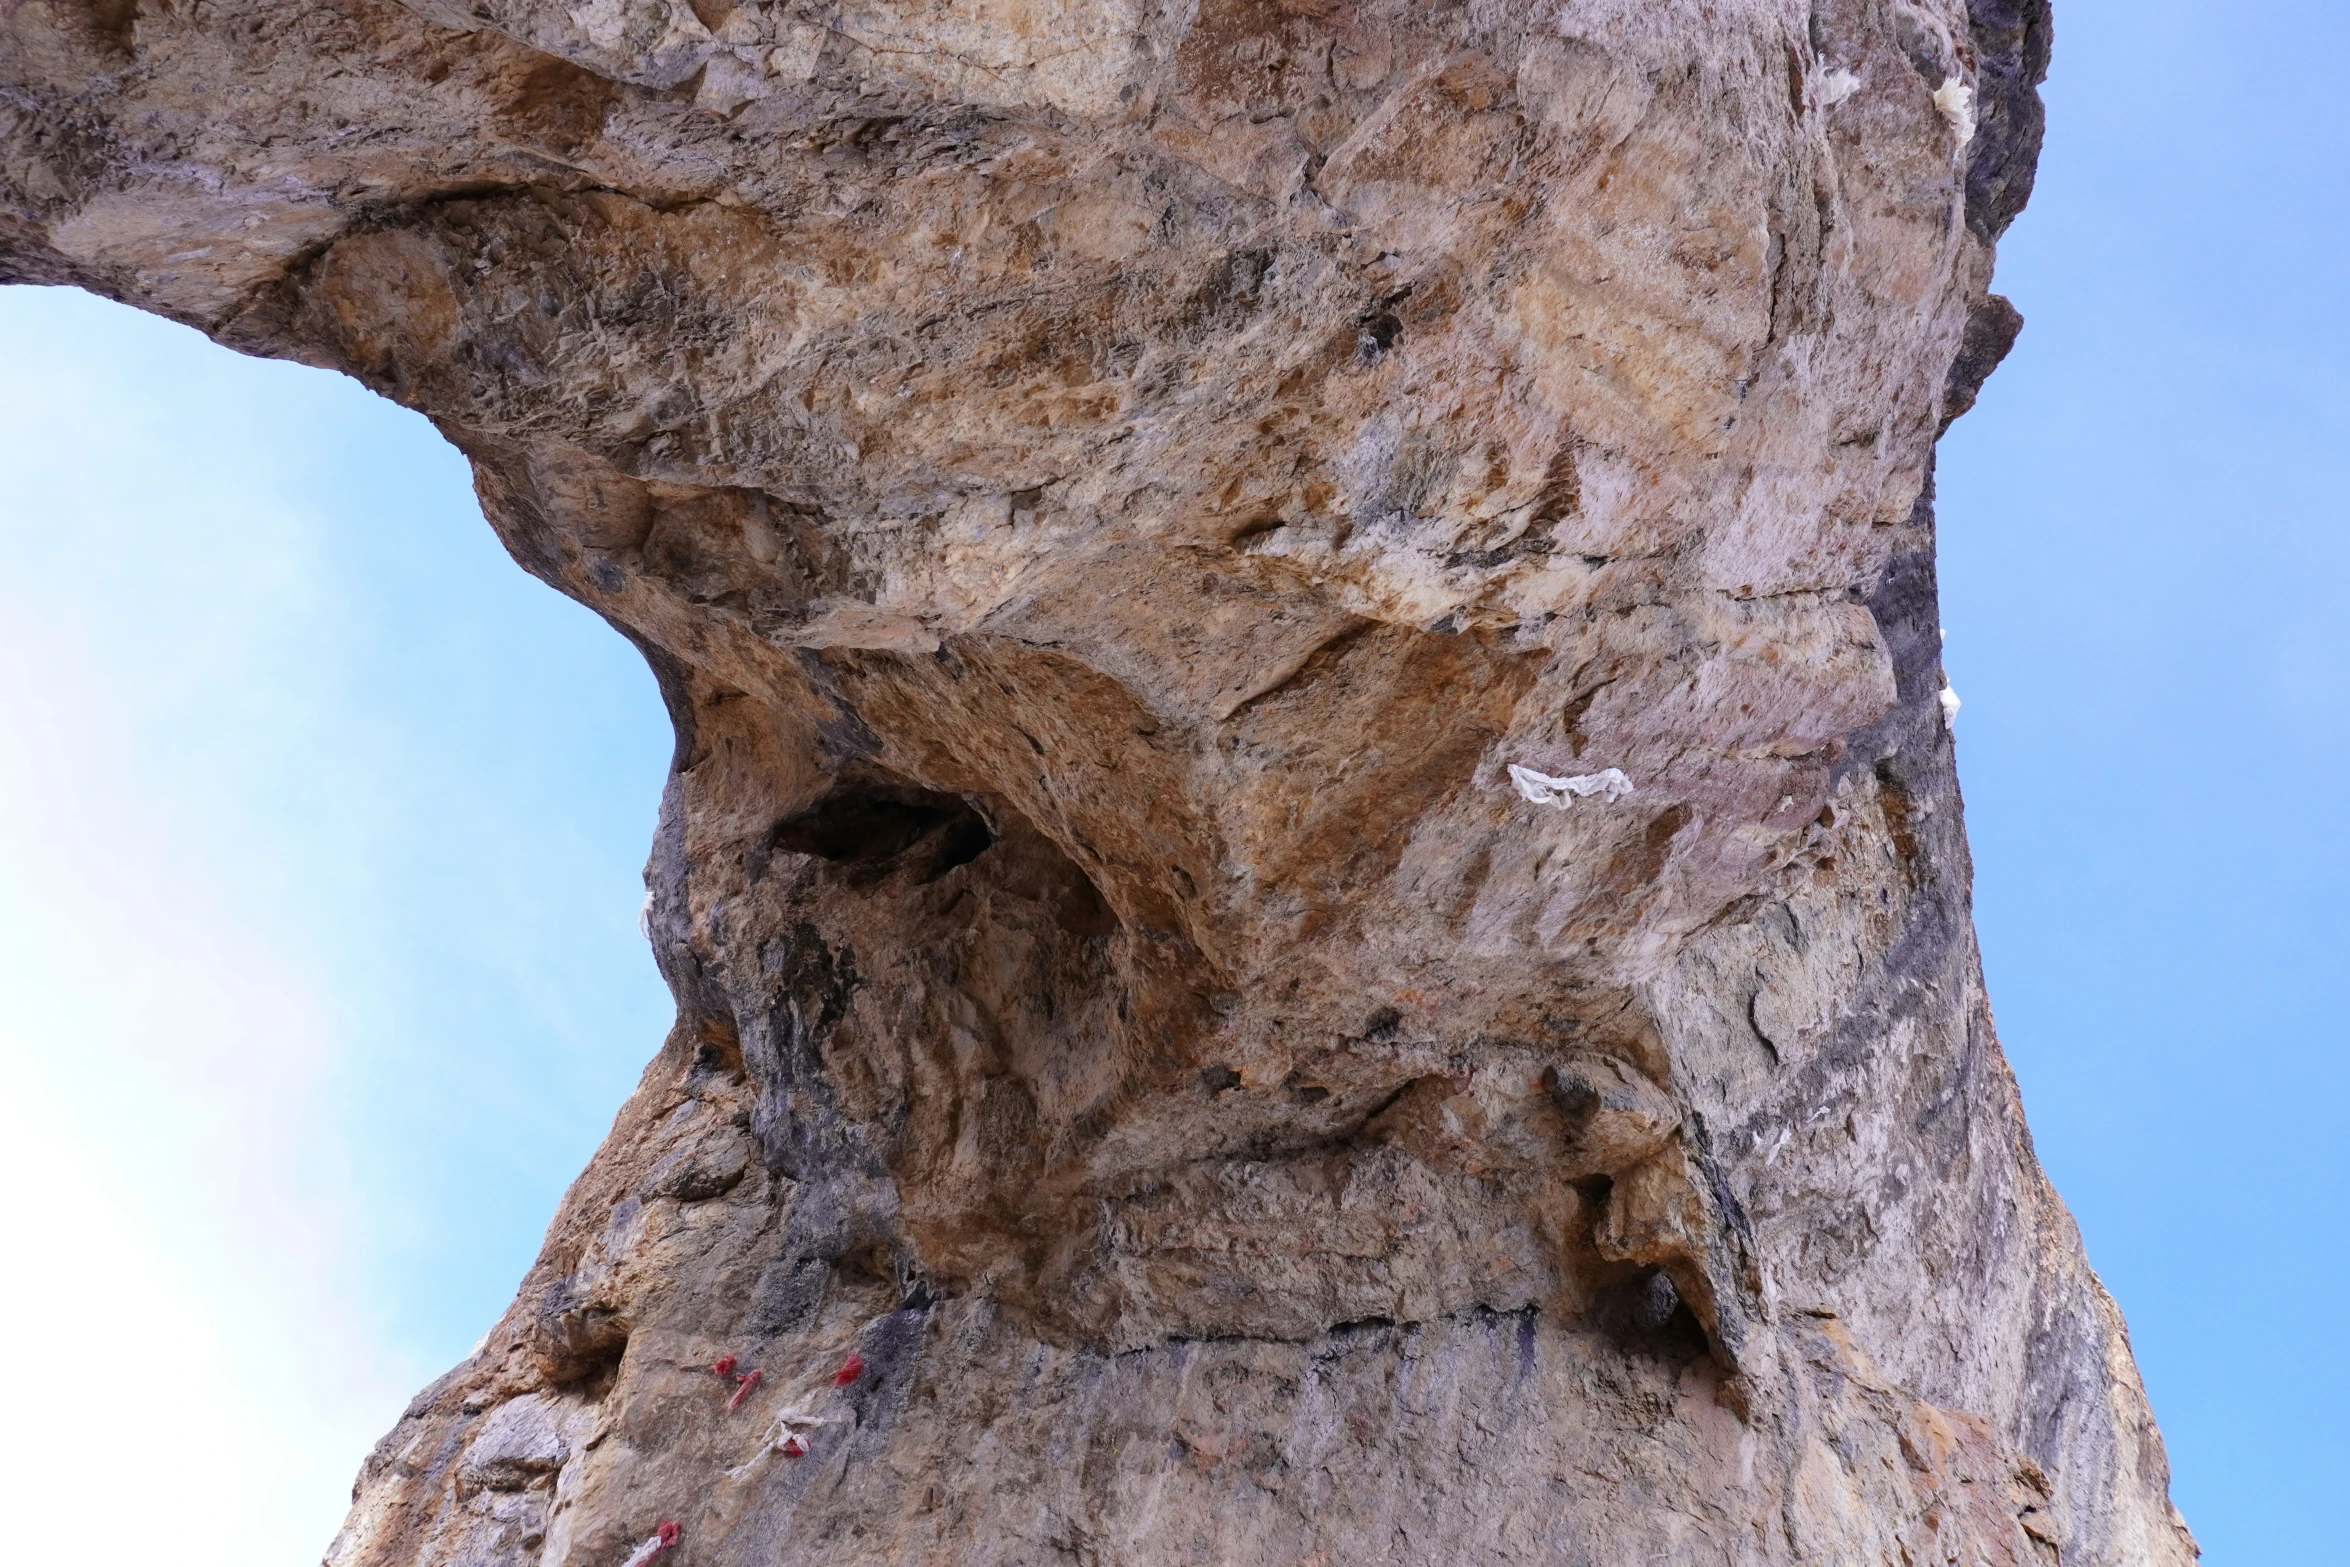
{"left": 1507, "top": 764, "right": 1635, "bottom": 809}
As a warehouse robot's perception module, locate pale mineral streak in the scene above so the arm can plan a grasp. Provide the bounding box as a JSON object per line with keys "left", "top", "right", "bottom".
{"left": 0, "top": 0, "right": 2197, "bottom": 1561}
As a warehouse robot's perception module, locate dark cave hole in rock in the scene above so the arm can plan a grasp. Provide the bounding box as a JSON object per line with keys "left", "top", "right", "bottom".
{"left": 764, "top": 782, "right": 996, "bottom": 880}
{"left": 689, "top": 1015, "right": 744, "bottom": 1078}
{"left": 532, "top": 1284, "right": 632, "bottom": 1388}
{"left": 1589, "top": 1267, "right": 1711, "bottom": 1361}
{"left": 1282, "top": 1068, "right": 1331, "bottom": 1104}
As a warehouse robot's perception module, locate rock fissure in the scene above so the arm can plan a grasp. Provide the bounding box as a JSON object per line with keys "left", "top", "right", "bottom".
{"left": 4, "top": 0, "right": 2195, "bottom": 1560}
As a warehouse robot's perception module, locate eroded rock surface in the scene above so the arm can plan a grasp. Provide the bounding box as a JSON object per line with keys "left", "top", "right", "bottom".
{"left": 1, "top": 0, "right": 2197, "bottom": 1560}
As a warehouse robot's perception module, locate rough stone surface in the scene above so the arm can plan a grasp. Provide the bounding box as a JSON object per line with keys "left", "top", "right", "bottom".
{"left": 1, "top": 0, "right": 2196, "bottom": 1561}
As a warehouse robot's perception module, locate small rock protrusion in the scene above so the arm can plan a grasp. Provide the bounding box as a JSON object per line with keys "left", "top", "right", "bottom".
{"left": 1546, "top": 1056, "right": 1681, "bottom": 1177}
{"left": 455, "top": 1392, "right": 573, "bottom": 1496}
{"left": 527, "top": 1279, "right": 629, "bottom": 1385}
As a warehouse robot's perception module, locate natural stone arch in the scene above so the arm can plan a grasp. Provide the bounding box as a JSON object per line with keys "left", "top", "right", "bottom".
{"left": 2, "top": 0, "right": 2194, "bottom": 1561}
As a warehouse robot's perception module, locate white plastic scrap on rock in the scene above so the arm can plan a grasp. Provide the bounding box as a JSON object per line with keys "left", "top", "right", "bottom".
{"left": 723, "top": 1399, "right": 845, "bottom": 1479}
{"left": 619, "top": 1524, "right": 679, "bottom": 1567}
{"left": 1933, "top": 78, "right": 1976, "bottom": 143}
{"left": 766, "top": 1402, "right": 840, "bottom": 1446}
{"left": 1507, "top": 763, "right": 1634, "bottom": 809}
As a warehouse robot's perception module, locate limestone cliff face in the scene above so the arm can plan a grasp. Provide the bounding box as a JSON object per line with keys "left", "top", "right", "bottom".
{"left": 2, "top": 0, "right": 2196, "bottom": 1561}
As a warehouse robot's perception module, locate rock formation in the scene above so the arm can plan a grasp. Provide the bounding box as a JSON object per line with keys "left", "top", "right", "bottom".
{"left": 1, "top": 0, "right": 2198, "bottom": 1560}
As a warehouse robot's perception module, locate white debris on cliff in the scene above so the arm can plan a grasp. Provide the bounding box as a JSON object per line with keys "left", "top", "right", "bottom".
{"left": 1507, "top": 763, "right": 1635, "bottom": 809}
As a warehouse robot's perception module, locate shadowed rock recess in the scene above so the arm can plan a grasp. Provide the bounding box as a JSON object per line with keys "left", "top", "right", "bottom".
{"left": 3, "top": 0, "right": 2198, "bottom": 1561}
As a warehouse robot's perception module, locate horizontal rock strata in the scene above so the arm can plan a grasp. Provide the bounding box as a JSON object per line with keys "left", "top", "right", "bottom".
{"left": 1, "top": 0, "right": 2196, "bottom": 1560}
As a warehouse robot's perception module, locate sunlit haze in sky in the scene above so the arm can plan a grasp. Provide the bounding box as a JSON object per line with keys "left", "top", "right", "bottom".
{"left": 0, "top": 2, "right": 2344, "bottom": 1561}
{"left": 0, "top": 291, "right": 674, "bottom": 1562}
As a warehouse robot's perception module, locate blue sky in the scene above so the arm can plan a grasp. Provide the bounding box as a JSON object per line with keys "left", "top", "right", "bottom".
{"left": 0, "top": 0, "right": 2342, "bottom": 1559}
{"left": 0, "top": 290, "right": 673, "bottom": 1560}
{"left": 1935, "top": 0, "right": 2350, "bottom": 1555}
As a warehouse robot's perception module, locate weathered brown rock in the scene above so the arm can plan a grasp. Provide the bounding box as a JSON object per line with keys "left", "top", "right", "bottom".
{"left": 2, "top": 0, "right": 2196, "bottom": 1561}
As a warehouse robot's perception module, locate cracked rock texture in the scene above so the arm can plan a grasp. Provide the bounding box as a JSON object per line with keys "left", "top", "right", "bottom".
{"left": 1, "top": 0, "right": 2198, "bottom": 1561}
